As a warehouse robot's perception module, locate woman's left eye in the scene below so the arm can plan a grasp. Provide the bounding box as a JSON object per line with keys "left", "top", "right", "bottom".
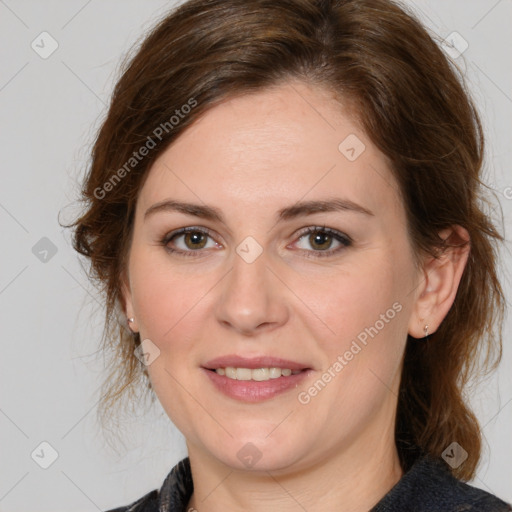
{"left": 292, "top": 226, "right": 352, "bottom": 257}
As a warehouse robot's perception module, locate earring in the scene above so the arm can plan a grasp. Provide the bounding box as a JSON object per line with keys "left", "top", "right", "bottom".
{"left": 126, "top": 317, "right": 136, "bottom": 334}
{"left": 424, "top": 324, "right": 429, "bottom": 339}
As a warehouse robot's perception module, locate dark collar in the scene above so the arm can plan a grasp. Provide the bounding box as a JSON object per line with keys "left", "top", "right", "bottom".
{"left": 122, "top": 453, "right": 510, "bottom": 511}
{"left": 157, "top": 458, "right": 194, "bottom": 512}
{"left": 370, "top": 453, "right": 511, "bottom": 511}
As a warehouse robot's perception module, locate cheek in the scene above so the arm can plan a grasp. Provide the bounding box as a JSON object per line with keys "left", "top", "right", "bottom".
{"left": 129, "top": 250, "right": 210, "bottom": 341}
{"left": 295, "top": 255, "right": 406, "bottom": 351}
{"left": 292, "top": 250, "right": 411, "bottom": 415}
{"left": 130, "top": 253, "right": 209, "bottom": 435}
{"left": 295, "top": 265, "right": 408, "bottom": 428}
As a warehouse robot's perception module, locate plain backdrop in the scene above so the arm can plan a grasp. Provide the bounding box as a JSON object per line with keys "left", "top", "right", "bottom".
{"left": 0, "top": 0, "right": 511, "bottom": 510}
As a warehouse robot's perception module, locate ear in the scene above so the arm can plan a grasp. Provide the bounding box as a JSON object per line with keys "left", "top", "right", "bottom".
{"left": 120, "top": 269, "right": 139, "bottom": 334}
{"left": 408, "top": 226, "right": 470, "bottom": 339}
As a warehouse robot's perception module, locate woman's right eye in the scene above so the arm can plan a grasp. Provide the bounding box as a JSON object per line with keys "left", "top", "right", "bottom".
{"left": 161, "top": 227, "right": 221, "bottom": 256}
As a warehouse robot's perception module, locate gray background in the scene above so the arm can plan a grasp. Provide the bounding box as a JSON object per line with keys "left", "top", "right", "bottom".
{"left": 0, "top": 1, "right": 511, "bottom": 510}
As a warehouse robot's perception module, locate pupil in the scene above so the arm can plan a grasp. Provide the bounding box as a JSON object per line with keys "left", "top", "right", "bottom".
{"left": 186, "top": 232, "right": 206, "bottom": 249}
{"left": 311, "top": 232, "right": 331, "bottom": 250}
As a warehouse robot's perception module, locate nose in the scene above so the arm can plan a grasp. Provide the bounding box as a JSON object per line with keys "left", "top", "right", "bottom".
{"left": 214, "top": 249, "right": 290, "bottom": 336}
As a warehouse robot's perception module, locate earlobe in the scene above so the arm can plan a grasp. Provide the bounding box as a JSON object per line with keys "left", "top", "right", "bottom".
{"left": 120, "top": 272, "right": 139, "bottom": 334}
{"left": 408, "top": 226, "right": 470, "bottom": 339}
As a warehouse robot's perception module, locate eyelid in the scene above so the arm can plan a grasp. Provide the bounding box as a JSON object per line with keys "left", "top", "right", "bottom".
{"left": 161, "top": 225, "right": 352, "bottom": 257}
{"left": 162, "top": 225, "right": 219, "bottom": 244}
{"left": 290, "top": 225, "right": 352, "bottom": 257}
{"left": 161, "top": 226, "right": 223, "bottom": 257}
{"left": 293, "top": 225, "right": 352, "bottom": 243}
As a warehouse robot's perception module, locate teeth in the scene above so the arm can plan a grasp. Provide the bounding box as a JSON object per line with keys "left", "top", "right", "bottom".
{"left": 215, "top": 367, "right": 301, "bottom": 381}
{"left": 236, "top": 368, "right": 252, "bottom": 381}
{"left": 269, "top": 367, "right": 282, "bottom": 379}
{"left": 225, "top": 367, "right": 236, "bottom": 379}
{"left": 252, "top": 368, "right": 269, "bottom": 381}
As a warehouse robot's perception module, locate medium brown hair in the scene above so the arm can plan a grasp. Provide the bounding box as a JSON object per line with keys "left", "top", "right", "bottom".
{"left": 66, "top": 0, "right": 505, "bottom": 479}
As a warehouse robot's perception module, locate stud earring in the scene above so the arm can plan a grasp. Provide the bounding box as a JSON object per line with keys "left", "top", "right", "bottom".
{"left": 126, "top": 317, "right": 137, "bottom": 334}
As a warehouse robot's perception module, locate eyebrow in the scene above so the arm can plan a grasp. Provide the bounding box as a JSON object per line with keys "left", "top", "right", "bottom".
{"left": 144, "top": 198, "right": 374, "bottom": 223}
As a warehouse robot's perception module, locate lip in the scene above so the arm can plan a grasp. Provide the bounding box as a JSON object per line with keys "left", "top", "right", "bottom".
{"left": 203, "top": 368, "right": 311, "bottom": 403}
{"left": 203, "top": 355, "right": 310, "bottom": 371}
{"left": 201, "top": 355, "right": 312, "bottom": 403}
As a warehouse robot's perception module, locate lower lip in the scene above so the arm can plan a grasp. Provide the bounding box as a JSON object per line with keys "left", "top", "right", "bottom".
{"left": 202, "top": 368, "right": 310, "bottom": 403}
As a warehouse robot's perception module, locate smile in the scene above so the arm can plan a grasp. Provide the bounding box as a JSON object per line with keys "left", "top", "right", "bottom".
{"left": 213, "top": 367, "right": 302, "bottom": 381}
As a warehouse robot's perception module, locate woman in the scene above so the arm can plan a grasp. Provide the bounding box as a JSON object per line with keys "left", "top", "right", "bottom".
{"left": 68, "top": 0, "right": 511, "bottom": 510}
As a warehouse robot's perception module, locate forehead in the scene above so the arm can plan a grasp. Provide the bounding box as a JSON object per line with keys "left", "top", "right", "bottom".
{"left": 137, "top": 81, "right": 401, "bottom": 221}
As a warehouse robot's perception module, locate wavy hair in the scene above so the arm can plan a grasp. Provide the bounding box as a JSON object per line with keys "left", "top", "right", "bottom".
{"left": 66, "top": 0, "right": 505, "bottom": 479}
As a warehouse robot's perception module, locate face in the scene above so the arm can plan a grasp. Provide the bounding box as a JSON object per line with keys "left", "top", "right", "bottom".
{"left": 123, "top": 80, "right": 423, "bottom": 473}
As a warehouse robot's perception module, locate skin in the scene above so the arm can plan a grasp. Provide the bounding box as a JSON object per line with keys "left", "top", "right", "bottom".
{"left": 122, "top": 80, "right": 469, "bottom": 512}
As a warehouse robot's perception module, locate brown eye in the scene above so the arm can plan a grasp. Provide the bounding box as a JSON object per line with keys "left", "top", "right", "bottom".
{"left": 183, "top": 231, "right": 208, "bottom": 250}
{"left": 163, "top": 227, "right": 219, "bottom": 256}
{"left": 294, "top": 227, "right": 352, "bottom": 257}
{"left": 308, "top": 231, "right": 334, "bottom": 251}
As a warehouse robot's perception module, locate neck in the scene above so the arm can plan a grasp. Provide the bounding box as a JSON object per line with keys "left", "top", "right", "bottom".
{"left": 186, "top": 427, "right": 403, "bottom": 512}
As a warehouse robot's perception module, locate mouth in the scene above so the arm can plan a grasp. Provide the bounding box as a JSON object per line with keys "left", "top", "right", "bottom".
{"left": 202, "top": 355, "right": 312, "bottom": 402}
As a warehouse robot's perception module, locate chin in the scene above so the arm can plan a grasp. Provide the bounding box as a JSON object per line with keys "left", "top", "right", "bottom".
{"left": 202, "top": 430, "right": 309, "bottom": 473}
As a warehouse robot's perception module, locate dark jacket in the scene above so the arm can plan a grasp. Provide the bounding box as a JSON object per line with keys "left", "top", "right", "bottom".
{"left": 106, "top": 455, "right": 511, "bottom": 511}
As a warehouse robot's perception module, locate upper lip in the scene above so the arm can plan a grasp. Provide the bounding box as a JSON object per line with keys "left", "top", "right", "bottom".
{"left": 203, "top": 355, "right": 310, "bottom": 371}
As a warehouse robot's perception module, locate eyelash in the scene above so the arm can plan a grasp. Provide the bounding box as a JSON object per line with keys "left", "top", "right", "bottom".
{"left": 160, "top": 225, "right": 352, "bottom": 259}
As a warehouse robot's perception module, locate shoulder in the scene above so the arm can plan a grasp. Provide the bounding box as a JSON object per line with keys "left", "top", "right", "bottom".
{"left": 103, "top": 457, "right": 193, "bottom": 512}
{"left": 426, "top": 468, "right": 512, "bottom": 511}
{"left": 372, "top": 454, "right": 511, "bottom": 512}
{"left": 104, "top": 489, "right": 159, "bottom": 512}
